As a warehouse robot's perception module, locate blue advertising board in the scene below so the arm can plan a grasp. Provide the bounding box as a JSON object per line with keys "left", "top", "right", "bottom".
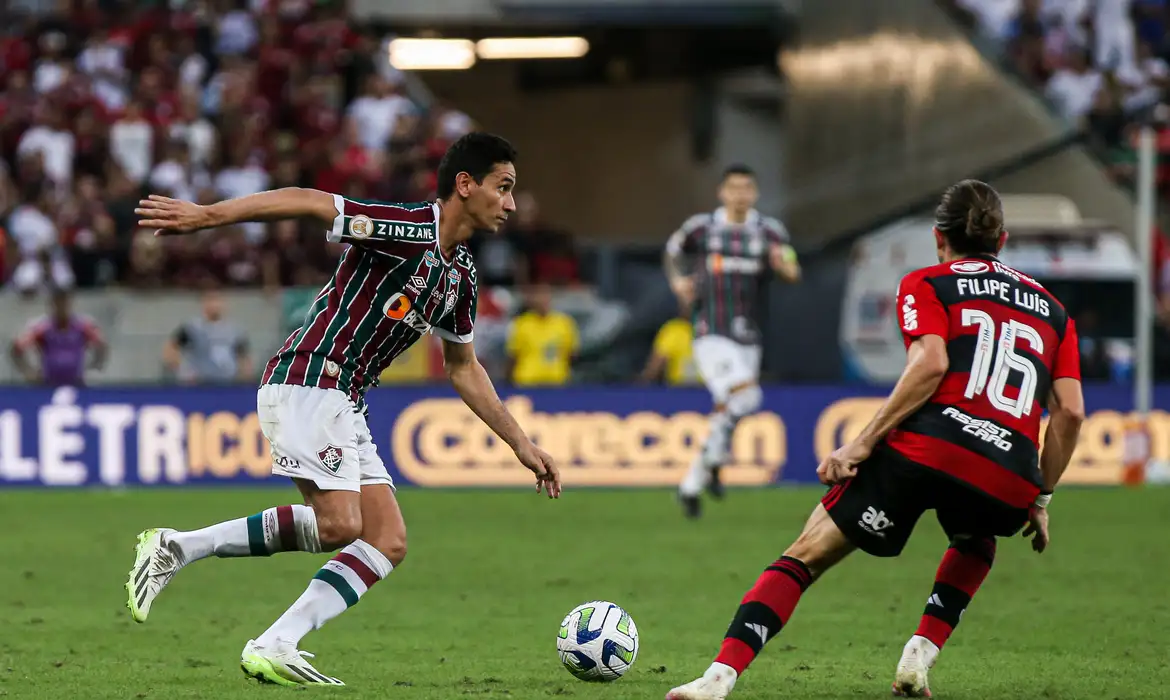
{"left": 0, "top": 384, "right": 1162, "bottom": 487}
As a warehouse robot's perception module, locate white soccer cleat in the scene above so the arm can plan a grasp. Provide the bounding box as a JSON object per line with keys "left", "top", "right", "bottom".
{"left": 241, "top": 639, "right": 345, "bottom": 687}
{"left": 892, "top": 635, "right": 938, "bottom": 697}
{"left": 666, "top": 662, "right": 738, "bottom": 700}
{"left": 126, "top": 528, "right": 185, "bottom": 623}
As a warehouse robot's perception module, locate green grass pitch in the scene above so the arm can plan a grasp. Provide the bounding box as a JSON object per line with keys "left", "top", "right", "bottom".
{"left": 1, "top": 486, "right": 1168, "bottom": 699}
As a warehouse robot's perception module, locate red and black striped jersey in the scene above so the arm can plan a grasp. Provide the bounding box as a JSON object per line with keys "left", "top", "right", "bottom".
{"left": 665, "top": 208, "right": 789, "bottom": 345}
{"left": 886, "top": 254, "right": 1081, "bottom": 509}
{"left": 262, "top": 195, "right": 477, "bottom": 411}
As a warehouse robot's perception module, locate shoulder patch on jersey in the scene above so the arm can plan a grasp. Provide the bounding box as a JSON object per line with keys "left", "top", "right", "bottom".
{"left": 950, "top": 260, "right": 989, "bottom": 274}
{"left": 349, "top": 214, "right": 373, "bottom": 239}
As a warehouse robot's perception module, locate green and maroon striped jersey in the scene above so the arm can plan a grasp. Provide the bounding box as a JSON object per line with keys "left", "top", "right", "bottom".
{"left": 665, "top": 207, "right": 789, "bottom": 345}
{"left": 262, "top": 195, "right": 477, "bottom": 409}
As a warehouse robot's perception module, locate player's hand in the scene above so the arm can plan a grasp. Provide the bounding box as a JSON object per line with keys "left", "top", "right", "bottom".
{"left": 1022, "top": 505, "right": 1050, "bottom": 553}
{"left": 135, "top": 195, "right": 213, "bottom": 236}
{"left": 514, "top": 441, "right": 561, "bottom": 499}
{"left": 816, "top": 440, "right": 871, "bottom": 485}
{"left": 669, "top": 276, "right": 696, "bottom": 305}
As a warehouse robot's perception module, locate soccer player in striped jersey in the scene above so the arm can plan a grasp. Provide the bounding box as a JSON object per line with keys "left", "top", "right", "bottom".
{"left": 666, "top": 180, "right": 1085, "bottom": 700}
{"left": 124, "top": 133, "right": 561, "bottom": 687}
{"left": 664, "top": 165, "right": 801, "bottom": 518}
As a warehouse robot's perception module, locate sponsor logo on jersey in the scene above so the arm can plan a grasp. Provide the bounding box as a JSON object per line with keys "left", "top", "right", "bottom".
{"left": 406, "top": 275, "right": 426, "bottom": 294}
{"left": 317, "top": 445, "right": 344, "bottom": 473}
{"left": 384, "top": 293, "right": 412, "bottom": 321}
{"left": 859, "top": 506, "right": 893, "bottom": 536}
{"left": 383, "top": 292, "right": 433, "bottom": 333}
{"left": 423, "top": 250, "right": 439, "bottom": 267}
{"left": 707, "top": 253, "right": 762, "bottom": 275}
{"left": 951, "top": 260, "right": 989, "bottom": 274}
{"left": 942, "top": 406, "right": 1014, "bottom": 451}
{"left": 448, "top": 269, "right": 460, "bottom": 284}
{"left": 348, "top": 215, "right": 373, "bottom": 239}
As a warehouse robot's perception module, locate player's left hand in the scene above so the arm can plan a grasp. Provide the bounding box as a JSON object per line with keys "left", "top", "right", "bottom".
{"left": 135, "top": 195, "right": 212, "bottom": 235}
{"left": 513, "top": 441, "right": 561, "bottom": 499}
{"left": 1022, "top": 505, "right": 1050, "bottom": 553}
{"left": 817, "top": 440, "right": 871, "bottom": 485}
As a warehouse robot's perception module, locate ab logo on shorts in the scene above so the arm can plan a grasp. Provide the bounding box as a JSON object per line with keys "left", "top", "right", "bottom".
{"left": 859, "top": 506, "right": 894, "bottom": 537}
{"left": 317, "top": 445, "right": 345, "bottom": 474}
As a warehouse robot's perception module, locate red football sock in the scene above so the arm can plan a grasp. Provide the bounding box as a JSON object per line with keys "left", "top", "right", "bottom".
{"left": 715, "top": 555, "right": 813, "bottom": 675}
{"left": 915, "top": 537, "right": 996, "bottom": 649}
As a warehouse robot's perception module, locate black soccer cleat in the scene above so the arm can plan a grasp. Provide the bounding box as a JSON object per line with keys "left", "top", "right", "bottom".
{"left": 680, "top": 493, "right": 702, "bottom": 519}
{"left": 706, "top": 466, "right": 725, "bottom": 500}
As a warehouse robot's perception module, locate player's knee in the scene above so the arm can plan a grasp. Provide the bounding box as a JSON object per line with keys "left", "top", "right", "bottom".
{"left": 950, "top": 535, "right": 996, "bottom": 566}
{"left": 726, "top": 384, "right": 762, "bottom": 419}
{"left": 315, "top": 512, "right": 363, "bottom": 551}
{"left": 376, "top": 533, "right": 407, "bottom": 567}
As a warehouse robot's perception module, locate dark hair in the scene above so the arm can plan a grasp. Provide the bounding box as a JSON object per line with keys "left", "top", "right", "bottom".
{"left": 721, "top": 164, "right": 756, "bottom": 181}
{"left": 436, "top": 132, "right": 518, "bottom": 200}
{"left": 934, "top": 179, "right": 1004, "bottom": 255}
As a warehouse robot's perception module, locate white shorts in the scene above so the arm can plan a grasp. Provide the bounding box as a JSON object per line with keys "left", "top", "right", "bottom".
{"left": 257, "top": 384, "right": 394, "bottom": 492}
{"left": 692, "top": 335, "right": 761, "bottom": 404}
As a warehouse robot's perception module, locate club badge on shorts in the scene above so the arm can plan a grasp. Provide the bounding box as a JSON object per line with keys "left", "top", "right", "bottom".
{"left": 317, "top": 445, "right": 344, "bottom": 473}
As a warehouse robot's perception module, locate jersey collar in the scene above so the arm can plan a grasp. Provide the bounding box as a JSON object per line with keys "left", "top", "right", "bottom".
{"left": 713, "top": 207, "right": 760, "bottom": 226}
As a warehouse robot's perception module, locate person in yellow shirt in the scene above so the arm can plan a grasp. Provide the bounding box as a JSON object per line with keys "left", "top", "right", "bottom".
{"left": 642, "top": 303, "right": 700, "bottom": 385}
{"left": 506, "top": 284, "right": 579, "bottom": 385}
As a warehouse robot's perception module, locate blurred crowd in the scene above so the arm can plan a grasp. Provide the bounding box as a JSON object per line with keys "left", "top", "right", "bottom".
{"left": 946, "top": 0, "right": 1170, "bottom": 190}
{"left": 0, "top": 0, "right": 583, "bottom": 296}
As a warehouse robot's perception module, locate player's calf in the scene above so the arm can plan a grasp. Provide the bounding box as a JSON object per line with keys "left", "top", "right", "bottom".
{"left": 670, "top": 505, "right": 855, "bottom": 696}
{"left": 914, "top": 536, "right": 995, "bottom": 650}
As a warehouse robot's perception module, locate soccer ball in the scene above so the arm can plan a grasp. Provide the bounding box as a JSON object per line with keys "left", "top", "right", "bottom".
{"left": 556, "top": 600, "right": 639, "bottom": 682}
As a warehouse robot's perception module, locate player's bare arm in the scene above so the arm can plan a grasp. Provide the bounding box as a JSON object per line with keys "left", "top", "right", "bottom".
{"left": 817, "top": 334, "right": 948, "bottom": 485}
{"left": 1023, "top": 377, "right": 1085, "bottom": 552}
{"left": 135, "top": 188, "right": 339, "bottom": 235}
{"left": 441, "top": 338, "right": 562, "bottom": 498}
{"left": 768, "top": 243, "right": 801, "bottom": 283}
{"left": 662, "top": 246, "right": 695, "bottom": 304}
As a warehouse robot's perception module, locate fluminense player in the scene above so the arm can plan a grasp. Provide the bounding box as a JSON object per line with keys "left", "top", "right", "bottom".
{"left": 125, "top": 132, "right": 561, "bottom": 688}
{"left": 666, "top": 180, "right": 1084, "bottom": 699}
{"left": 663, "top": 164, "right": 800, "bottom": 518}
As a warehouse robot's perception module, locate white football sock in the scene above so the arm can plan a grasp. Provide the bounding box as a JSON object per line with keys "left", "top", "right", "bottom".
{"left": 256, "top": 539, "right": 393, "bottom": 648}
{"left": 168, "top": 505, "right": 320, "bottom": 562}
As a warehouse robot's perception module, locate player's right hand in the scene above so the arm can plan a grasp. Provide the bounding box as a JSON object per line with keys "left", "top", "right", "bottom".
{"left": 669, "top": 276, "right": 696, "bottom": 305}
{"left": 135, "top": 195, "right": 212, "bottom": 235}
{"left": 513, "top": 441, "right": 562, "bottom": 499}
{"left": 1022, "top": 505, "right": 1049, "bottom": 553}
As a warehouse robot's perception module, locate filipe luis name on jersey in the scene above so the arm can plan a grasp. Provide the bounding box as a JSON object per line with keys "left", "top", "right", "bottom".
{"left": 954, "top": 277, "right": 1050, "bottom": 317}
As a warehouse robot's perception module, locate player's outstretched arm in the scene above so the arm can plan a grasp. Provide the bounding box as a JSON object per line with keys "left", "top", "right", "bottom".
{"left": 441, "top": 339, "right": 562, "bottom": 498}
{"left": 135, "top": 188, "right": 339, "bottom": 236}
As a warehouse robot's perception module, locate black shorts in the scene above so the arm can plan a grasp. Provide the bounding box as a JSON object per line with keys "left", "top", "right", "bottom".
{"left": 821, "top": 445, "right": 1030, "bottom": 557}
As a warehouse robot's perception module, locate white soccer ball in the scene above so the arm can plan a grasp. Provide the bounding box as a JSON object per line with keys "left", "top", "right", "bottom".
{"left": 556, "top": 600, "right": 639, "bottom": 682}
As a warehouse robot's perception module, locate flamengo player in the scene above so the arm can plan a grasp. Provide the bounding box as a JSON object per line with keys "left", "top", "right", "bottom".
{"left": 663, "top": 165, "right": 800, "bottom": 518}
{"left": 666, "top": 180, "right": 1085, "bottom": 699}
{"left": 125, "top": 133, "right": 561, "bottom": 687}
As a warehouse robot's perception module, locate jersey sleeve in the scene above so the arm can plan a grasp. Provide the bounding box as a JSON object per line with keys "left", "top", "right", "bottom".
{"left": 80, "top": 317, "right": 104, "bottom": 345}
{"left": 1053, "top": 316, "right": 1082, "bottom": 381}
{"left": 762, "top": 216, "right": 792, "bottom": 246}
{"left": 325, "top": 194, "right": 440, "bottom": 255}
{"left": 13, "top": 319, "right": 47, "bottom": 351}
{"left": 433, "top": 266, "right": 477, "bottom": 344}
{"left": 896, "top": 272, "right": 948, "bottom": 344}
{"left": 664, "top": 215, "right": 707, "bottom": 256}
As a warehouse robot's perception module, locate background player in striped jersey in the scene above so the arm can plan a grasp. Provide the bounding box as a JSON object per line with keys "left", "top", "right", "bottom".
{"left": 664, "top": 164, "right": 801, "bottom": 518}
{"left": 666, "top": 180, "right": 1085, "bottom": 700}
{"left": 124, "top": 133, "right": 561, "bottom": 687}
